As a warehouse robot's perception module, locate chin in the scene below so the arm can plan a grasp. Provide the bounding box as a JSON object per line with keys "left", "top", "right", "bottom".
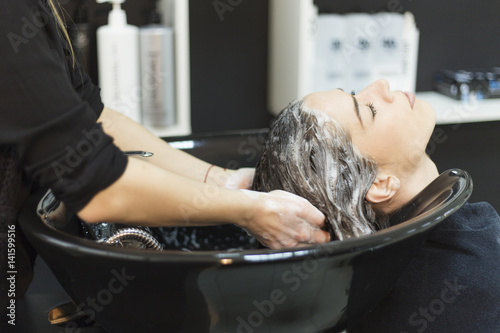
{"left": 416, "top": 99, "right": 436, "bottom": 127}
{"left": 426, "top": 100, "right": 437, "bottom": 124}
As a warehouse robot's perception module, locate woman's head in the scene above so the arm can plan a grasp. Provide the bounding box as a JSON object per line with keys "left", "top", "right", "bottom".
{"left": 252, "top": 79, "right": 437, "bottom": 240}
{"left": 304, "top": 79, "right": 437, "bottom": 211}
{"left": 304, "top": 79, "right": 436, "bottom": 172}
{"left": 252, "top": 99, "right": 381, "bottom": 240}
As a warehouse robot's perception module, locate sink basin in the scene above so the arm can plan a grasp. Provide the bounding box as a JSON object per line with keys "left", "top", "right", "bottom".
{"left": 19, "top": 130, "right": 472, "bottom": 333}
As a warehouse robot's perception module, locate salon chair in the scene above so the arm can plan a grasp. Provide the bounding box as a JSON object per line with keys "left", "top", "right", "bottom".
{"left": 18, "top": 130, "right": 472, "bottom": 333}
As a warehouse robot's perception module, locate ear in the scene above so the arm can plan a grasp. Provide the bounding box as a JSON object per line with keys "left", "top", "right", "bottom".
{"left": 365, "top": 173, "right": 401, "bottom": 204}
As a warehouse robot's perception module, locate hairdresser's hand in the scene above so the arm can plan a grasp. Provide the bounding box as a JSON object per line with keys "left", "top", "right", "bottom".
{"left": 224, "top": 168, "right": 255, "bottom": 190}
{"left": 239, "top": 190, "right": 330, "bottom": 249}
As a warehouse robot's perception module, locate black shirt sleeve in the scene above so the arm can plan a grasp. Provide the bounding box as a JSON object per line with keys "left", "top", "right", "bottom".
{"left": 69, "top": 59, "right": 105, "bottom": 117}
{"left": 0, "top": 0, "right": 127, "bottom": 212}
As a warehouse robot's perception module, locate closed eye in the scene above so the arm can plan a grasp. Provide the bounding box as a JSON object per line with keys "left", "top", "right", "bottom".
{"left": 367, "top": 103, "right": 377, "bottom": 117}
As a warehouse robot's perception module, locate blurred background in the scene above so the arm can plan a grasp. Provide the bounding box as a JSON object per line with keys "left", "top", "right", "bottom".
{"left": 60, "top": 0, "right": 500, "bottom": 209}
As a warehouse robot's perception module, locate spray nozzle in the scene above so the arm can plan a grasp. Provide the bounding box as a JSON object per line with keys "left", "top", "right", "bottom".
{"left": 96, "top": 0, "right": 128, "bottom": 26}
{"left": 96, "top": 0, "right": 124, "bottom": 12}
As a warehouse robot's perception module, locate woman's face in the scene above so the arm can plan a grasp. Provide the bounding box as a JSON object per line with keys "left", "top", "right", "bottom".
{"left": 303, "top": 79, "right": 436, "bottom": 174}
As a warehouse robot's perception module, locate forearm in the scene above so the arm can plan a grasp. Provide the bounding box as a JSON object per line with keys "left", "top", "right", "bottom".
{"left": 86, "top": 109, "right": 329, "bottom": 248}
{"left": 98, "top": 107, "right": 231, "bottom": 186}
{"left": 78, "top": 157, "right": 329, "bottom": 248}
{"left": 77, "top": 157, "right": 252, "bottom": 227}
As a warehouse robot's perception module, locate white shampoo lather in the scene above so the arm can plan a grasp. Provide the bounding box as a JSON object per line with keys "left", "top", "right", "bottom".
{"left": 96, "top": 0, "right": 141, "bottom": 123}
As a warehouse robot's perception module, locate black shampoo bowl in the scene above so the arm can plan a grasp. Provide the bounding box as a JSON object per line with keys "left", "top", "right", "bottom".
{"left": 19, "top": 130, "right": 472, "bottom": 333}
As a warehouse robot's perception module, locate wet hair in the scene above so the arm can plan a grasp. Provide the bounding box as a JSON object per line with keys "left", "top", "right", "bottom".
{"left": 252, "top": 99, "right": 388, "bottom": 241}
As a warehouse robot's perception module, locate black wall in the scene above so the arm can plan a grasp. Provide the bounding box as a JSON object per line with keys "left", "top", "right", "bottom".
{"left": 430, "top": 121, "right": 500, "bottom": 210}
{"left": 189, "top": 0, "right": 271, "bottom": 133}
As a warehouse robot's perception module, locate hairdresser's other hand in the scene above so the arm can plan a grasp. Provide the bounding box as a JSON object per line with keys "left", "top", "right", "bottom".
{"left": 224, "top": 168, "right": 255, "bottom": 190}
{"left": 240, "top": 190, "right": 330, "bottom": 249}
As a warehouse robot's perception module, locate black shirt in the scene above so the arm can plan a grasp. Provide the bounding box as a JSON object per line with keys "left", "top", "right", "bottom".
{"left": 352, "top": 202, "right": 500, "bottom": 332}
{"left": 0, "top": 0, "right": 127, "bottom": 212}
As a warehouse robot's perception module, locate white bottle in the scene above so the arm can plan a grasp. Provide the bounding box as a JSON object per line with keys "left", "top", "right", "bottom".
{"left": 140, "top": 3, "right": 176, "bottom": 128}
{"left": 96, "top": 0, "right": 141, "bottom": 123}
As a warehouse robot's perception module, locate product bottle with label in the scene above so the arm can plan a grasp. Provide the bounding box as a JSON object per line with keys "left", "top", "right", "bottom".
{"left": 96, "top": 0, "right": 141, "bottom": 123}
{"left": 139, "top": 0, "right": 176, "bottom": 128}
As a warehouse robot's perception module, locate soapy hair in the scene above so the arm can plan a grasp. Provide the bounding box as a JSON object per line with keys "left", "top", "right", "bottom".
{"left": 47, "top": 0, "right": 75, "bottom": 66}
{"left": 252, "top": 100, "right": 388, "bottom": 241}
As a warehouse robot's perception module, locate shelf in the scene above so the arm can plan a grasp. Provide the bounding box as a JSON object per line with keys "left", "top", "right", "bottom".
{"left": 416, "top": 91, "right": 500, "bottom": 125}
{"left": 145, "top": 123, "right": 190, "bottom": 137}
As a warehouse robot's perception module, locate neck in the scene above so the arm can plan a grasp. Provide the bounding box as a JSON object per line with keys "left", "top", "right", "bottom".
{"left": 380, "top": 156, "right": 439, "bottom": 213}
{"left": 402, "top": 156, "right": 440, "bottom": 200}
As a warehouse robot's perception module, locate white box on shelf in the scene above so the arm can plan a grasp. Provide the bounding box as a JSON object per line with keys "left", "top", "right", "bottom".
{"left": 314, "top": 14, "right": 348, "bottom": 92}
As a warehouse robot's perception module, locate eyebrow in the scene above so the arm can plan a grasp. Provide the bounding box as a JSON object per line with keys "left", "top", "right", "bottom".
{"left": 351, "top": 94, "right": 364, "bottom": 128}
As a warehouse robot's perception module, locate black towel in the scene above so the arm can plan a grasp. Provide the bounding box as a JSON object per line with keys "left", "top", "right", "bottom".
{"left": 352, "top": 202, "right": 500, "bottom": 333}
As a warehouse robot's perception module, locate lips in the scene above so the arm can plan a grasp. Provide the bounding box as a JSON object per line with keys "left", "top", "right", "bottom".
{"left": 404, "top": 91, "right": 416, "bottom": 109}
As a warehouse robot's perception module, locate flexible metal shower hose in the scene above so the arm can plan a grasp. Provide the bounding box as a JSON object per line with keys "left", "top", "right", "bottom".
{"left": 104, "top": 228, "right": 163, "bottom": 251}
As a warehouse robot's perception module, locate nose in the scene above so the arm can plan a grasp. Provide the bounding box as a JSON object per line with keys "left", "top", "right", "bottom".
{"left": 361, "top": 79, "right": 393, "bottom": 103}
